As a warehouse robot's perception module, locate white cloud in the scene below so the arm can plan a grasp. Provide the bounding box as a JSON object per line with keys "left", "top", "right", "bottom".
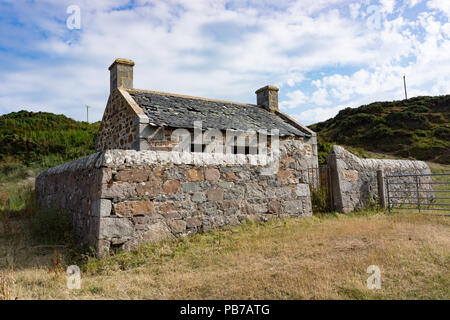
{"left": 0, "top": 0, "right": 449, "bottom": 126}
{"left": 427, "top": 0, "right": 450, "bottom": 17}
{"left": 294, "top": 105, "right": 343, "bottom": 124}
{"left": 406, "top": 0, "right": 423, "bottom": 7}
{"left": 310, "top": 88, "right": 332, "bottom": 106}
{"left": 349, "top": 2, "right": 361, "bottom": 20}
{"left": 280, "top": 89, "right": 308, "bottom": 110}
{"left": 380, "top": 0, "right": 396, "bottom": 14}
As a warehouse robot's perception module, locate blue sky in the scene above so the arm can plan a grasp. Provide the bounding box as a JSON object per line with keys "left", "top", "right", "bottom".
{"left": 0, "top": 0, "right": 449, "bottom": 125}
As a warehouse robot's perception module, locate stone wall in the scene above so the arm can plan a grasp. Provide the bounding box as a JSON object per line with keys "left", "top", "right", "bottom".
{"left": 36, "top": 143, "right": 314, "bottom": 256}
{"left": 327, "top": 146, "right": 433, "bottom": 213}
{"left": 35, "top": 153, "right": 106, "bottom": 249}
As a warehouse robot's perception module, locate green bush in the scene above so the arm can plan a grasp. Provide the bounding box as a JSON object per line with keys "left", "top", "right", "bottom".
{"left": 0, "top": 110, "right": 99, "bottom": 169}
{"left": 360, "top": 102, "right": 384, "bottom": 115}
{"left": 404, "top": 105, "right": 430, "bottom": 113}
{"left": 408, "top": 142, "right": 448, "bottom": 161}
{"left": 434, "top": 126, "right": 450, "bottom": 140}
{"left": 435, "top": 151, "right": 450, "bottom": 164}
{"left": 424, "top": 113, "right": 446, "bottom": 124}
{"left": 310, "top": 94, "right": 450, "bottom": 164}
{"left": 317, "top": 141, "right": 333, "bottom": 165}
{"left": 386, "top": 111, "right": 431, "bottom": 130}
{"left": 334, "top": 107, "right": 357, "bottom": 120}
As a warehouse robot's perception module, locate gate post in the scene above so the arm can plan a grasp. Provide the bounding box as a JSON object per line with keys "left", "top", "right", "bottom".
{"left": 377, "top": 169, "right": 387, "bottom": 209}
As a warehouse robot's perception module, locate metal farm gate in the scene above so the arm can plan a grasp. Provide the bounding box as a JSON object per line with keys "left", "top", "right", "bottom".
{"left": 385, "top": 172, "right": 450, "bottom": 215}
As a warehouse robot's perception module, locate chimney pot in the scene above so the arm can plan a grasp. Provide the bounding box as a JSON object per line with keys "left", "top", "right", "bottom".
{"left": 109, "top": 58, "right": 135, "bottom": 93}
{"left": 255, "top": 85, "right": 279, "bottom": 112}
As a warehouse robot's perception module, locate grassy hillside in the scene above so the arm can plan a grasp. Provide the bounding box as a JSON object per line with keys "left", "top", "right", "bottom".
{"left": 309, "top": 95, "right": 450, "bottom": 164}
{"left": 0, "top": 110, "right": 99, "bottom": 169}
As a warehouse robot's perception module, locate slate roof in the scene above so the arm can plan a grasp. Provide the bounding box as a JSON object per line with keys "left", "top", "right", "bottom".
{"left": 128, "top": 90, "right": 310, "bottom": 137}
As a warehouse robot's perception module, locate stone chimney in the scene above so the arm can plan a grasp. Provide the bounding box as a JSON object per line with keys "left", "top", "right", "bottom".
{"left": 108, "top": 58, "right": 135, "bottom": 92}
{"left": 255, "top": 85, "right": 279, "bottom": 112}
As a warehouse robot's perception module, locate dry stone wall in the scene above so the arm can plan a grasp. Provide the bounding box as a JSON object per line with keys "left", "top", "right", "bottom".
{"left": 35, "top": 153, "right": 106, "bottom": 249}
{"left": 36, "top": 143, "right": 314, "bottom": 256}
{"left": 327, "top": 146, "right": 433, "bottom": 213}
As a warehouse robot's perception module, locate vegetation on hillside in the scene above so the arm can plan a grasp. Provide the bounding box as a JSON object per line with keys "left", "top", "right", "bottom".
{"left": 0, "top": 110, "right": 99, "bottom": 169}
{"left": 309, "top": 95, "right": 450, "bottom": 165}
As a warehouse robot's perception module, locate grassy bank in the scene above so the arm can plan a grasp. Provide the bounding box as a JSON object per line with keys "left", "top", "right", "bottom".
{"left": 310, "top": 95, "right": 450, "bottom": 165}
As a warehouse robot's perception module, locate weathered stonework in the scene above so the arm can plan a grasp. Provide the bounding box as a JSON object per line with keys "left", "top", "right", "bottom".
{"left": 109, "top": 58, "right": 135, "bottom": 92}
{"left": 95, "top": 88, "right": 147, "bottom": 151}
{"left": 327, "top": 146, "right": 434, "bottom": 213}
{"left": 256, "top": 85, "right": 279, "bottom": 112}
{"left": 36, "top": 148, "right": 313, "bottom": 257}
{"left": 96, "top": 59, "right": 318, "bottom": 157}
{"left": 38, "top": 58, "right": 319, "bottom": 257}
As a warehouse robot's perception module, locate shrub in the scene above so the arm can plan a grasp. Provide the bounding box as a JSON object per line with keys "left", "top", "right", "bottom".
{"left": 435, "top": 150, "right": 450, "bottom": 164}
{"left": 424, "top": 113, "right": 446, "bottom": 124}
{"left": 0, "top": 110, "right": 99, "bottom": 169}
{"left": 404, "top": 105, "right": 430, "bottom": 113}
{"left": 317, "top": 142, "right": 333, "bottom": 165}
{"left": 311, "top": 94, "right": 450, "bottom": 164}
{"left": 408, "top": 143, "right": 448, "bottom": 161}
{"left": 434, "top": 126, "right": 450, "bottom": 140}
{"left": 360, "top": 102, "right": 384, "bottom": 114}
{"left": 335, "top": 107, "right": 356, "bottom": 120}
{"left": 414, "top": 130, "right": 428, "bottom": 138}
{"left": 386, "top": 111, "right": 431, "bottom": 130}
{"left": 358, "top": 124, "right": 393, "bottom": 146}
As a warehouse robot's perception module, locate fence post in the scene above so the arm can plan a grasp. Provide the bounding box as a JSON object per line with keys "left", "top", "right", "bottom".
{"left": 416, "top": 175, "right": 421, "bottom": 213}
{"left": 377, "top": 169, "right": 387, "bottom": 209}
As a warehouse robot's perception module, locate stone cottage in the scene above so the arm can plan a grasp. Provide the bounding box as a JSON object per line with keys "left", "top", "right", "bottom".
{"left": 95, "top": 58, "right": 317, "bottom": 155}
{"left": 36, "top": 58, "right": 318, "bottom": 256}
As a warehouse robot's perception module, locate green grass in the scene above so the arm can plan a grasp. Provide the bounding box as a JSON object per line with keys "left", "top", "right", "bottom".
{"left": 310, "top": 95, "right": 450, "bottom": 165}
{"left": 0, "top": 110, "right": 99, "bottom": 169}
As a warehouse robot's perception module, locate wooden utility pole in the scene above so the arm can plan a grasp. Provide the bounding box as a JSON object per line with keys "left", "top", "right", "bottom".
{"left": 403, "top": 75, "right": 408, "bottom": 100}
{"left": 86, "top": 105, "right": 91, "bottom": 123}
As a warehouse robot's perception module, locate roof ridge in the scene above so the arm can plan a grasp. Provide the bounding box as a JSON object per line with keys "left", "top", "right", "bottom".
{"left": 127, "top": 88, "right": 256, "bottom": 107}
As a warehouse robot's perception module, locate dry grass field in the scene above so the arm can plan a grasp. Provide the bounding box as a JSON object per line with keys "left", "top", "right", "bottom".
{"left": 1, "top": 212, "right": 449, "bottom": 300}
{"left": 0, "top": 161, "right": 449, "bottom": 300}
